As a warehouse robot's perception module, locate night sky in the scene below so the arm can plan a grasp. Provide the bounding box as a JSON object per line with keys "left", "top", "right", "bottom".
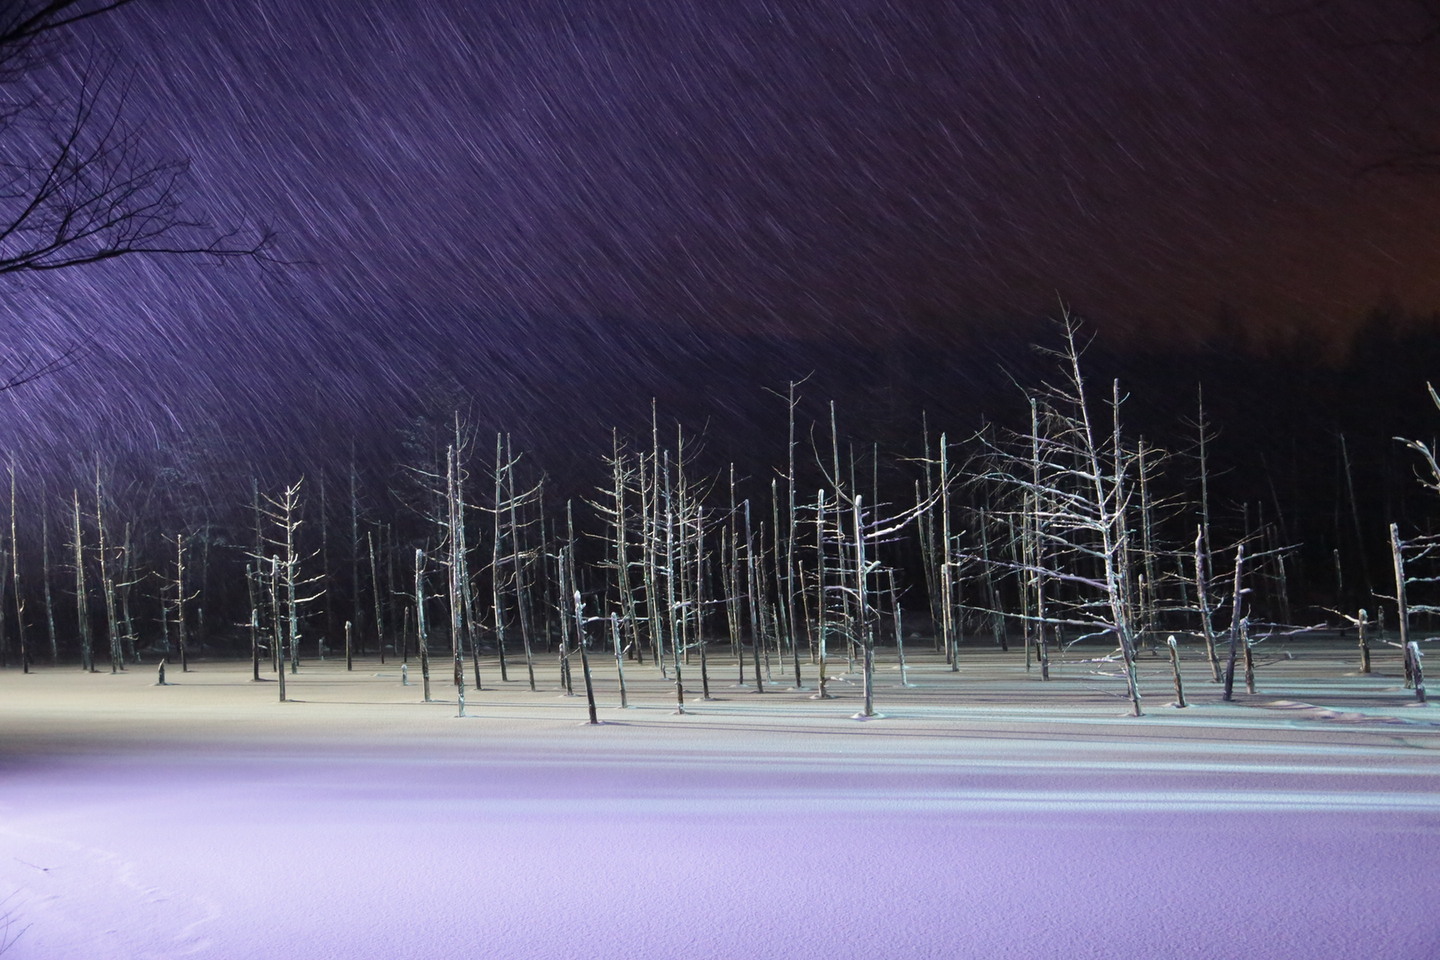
{"left": 3, "top": 0, "right": 1440, "bottom": 492}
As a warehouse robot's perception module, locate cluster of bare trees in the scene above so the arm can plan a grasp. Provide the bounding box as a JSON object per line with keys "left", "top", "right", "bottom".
{"left": 0, "top": 318, "right": 1357, "bottom": 712}
{"left": 3, "top": 313, "right": 1436, "bottom": 723}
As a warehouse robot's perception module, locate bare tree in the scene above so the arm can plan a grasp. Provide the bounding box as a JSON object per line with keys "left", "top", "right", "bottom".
{"left": 251, "top": 480, "right": 322, "bottom": 687}
{"left": 0, "top": 1, "right": 275, "bottom": 277}
{"left": 972, "top": 317, "right": 1149, "bottom": 715}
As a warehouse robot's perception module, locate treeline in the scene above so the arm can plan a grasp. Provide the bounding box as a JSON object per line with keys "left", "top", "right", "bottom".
{"left": 1, "top": 317, "right": 1439, "bottom": 708}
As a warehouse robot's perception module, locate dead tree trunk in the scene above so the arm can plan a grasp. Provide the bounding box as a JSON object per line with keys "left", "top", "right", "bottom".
{"left": 575, "top": 592, "right": 599, "bottom": 724}
{"left": 1358, "top": 608, "right": 1371, "bottom": 674}
{"left": 416, "top": 548, "right": 432, "bottom": 703}
{"left": 1166, "top": 635, "right": 1187, "bottom": 708}
{"left": 1407, "top": 641, "right": 1426, "bottom": 704}
{"left": 1223, "top": 544, "right": 1246, "bottom": 702}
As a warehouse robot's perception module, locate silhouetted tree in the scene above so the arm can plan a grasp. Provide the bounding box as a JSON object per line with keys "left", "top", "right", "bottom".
{"left": 0, "top": 1, "right": 274, "bottom": 279}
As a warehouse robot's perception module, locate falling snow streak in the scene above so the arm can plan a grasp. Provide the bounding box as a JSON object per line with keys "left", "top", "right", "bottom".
{"left": 0, "top": 0, "right": 1437, "bottom": 491}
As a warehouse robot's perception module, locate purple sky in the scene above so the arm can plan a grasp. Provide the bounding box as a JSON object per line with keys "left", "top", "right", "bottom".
{"left": 2, "top": 0, "right": 1439, "bottom": 482}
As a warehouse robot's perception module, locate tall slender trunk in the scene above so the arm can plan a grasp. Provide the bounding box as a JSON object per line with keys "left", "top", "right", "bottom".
{"left": 416, "top": 548, "right": 431, "bottom": 702}
{"left": 72, "top": 490, "right": 93, "bottom": 672}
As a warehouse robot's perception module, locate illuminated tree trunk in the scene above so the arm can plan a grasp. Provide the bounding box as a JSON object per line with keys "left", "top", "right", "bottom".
{"left": 1194, "top": 527, "right": 1221, "bottom": 682}
{"left": 890, "top": 569, "right": 910, "bottom": 687}
{"left": 1223, "top": 544, "right": 1246, "bottom": 702}
{"left": 1167, "top": 635, "right": 1187, "bottom": 708}
{"left": 10, "top": 463, "right": 26, "bottom": 673}
{"left": 250, "top": 603, "right": 261, "bottom": 682}
{"left": 1407, "top": 641, "right": 1426, "bottom": 704}
{"left": 492, "top": 433, "right": 511, "bottom": 682}
{"left": 853, "top": 496, "right": 876, "bottom": 719}
{"left": 1391, "top": 523, "right": 1413, "bottom": 687}
{"left": 611, "top": 612, "right": 629, "bottom": 708}
{"left": 811, "top": 489, "right": 832, "bottom": 699}
{"left": 172, "top": 532, "right": 190, "bottom": 672}
{"left": 1357, "top": 608, "right": 1371, "bottom": 674}
{"left": 416, "top": 548, "right": 431, "bottom": 703}
{"left": 369, "top": 530, "right": 385, "bottom": 665}
{"left": 744, "top": 500, "right": 763, "bottom": 694}
{"left": 42, "top": 512, "right": 57, "bottom": 664}
{"left": 350, "top": 458, "right": 364, "bottom": 656}
{"left": 940, "top": 434, "right": 957, "bottom": 670}
{"left": 71, "top": 489, "right": 93, "bottom": 672}
{"left": 575, "top": 591, "right": 598, "bottom": 724}
{"left": 95, "top": 466, "right": 122, "bottom": 673}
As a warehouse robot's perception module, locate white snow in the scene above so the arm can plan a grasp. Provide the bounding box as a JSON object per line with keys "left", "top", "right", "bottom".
{"left": 2, "top": 646, "right": 1437, "bottom": 959}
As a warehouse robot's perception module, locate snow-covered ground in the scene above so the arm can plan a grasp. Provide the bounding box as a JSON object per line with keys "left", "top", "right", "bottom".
{"left": 2, "top": 645, "right": 1437, "bottom": 959}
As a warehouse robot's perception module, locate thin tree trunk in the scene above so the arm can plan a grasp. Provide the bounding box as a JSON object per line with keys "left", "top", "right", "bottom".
{"left": 1166, "top": 635, "right": 1187, "bottom": 707}
{"left": 812, "top": 490, "right": 832, "bottom": 700}
{"left": 10, "top": 464, "right": 26, "bottom": 673}
{"left": 416, "top": 548, "right": 431, "bottom": 703}
{"left": 1407, "top": 641, "right": 1426, "bottom": 704}
{"left": 575, "top": 591, "right": 598, "bottom": 724}
{"left": 369, "top": 531, "right": 385, "bottom": 665}
{"left": 611, "top": 613, "right": 629, "bottom": 709}
{"left": 1223, "top": 545, "right": 1246, "bottom": 702}
{"left": 1392, "top": 523, "right": 1413, "bottom": 687}
{"left": 251, "top": 606, "right": 261, "bottom": 681}
{"left": 1358, "top": 608, "right": 1371, "bottom": 674}
{"left": 1195, "top": 527, "right": 1221, "bottom": 682}
{"left": 72, "top": 490, "right": 93, "bottom": 672}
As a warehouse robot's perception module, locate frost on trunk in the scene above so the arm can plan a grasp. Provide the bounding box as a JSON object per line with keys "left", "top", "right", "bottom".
{"left": 836, "top": 482, "right": 937, "bottom": 719}
{"left": 1389, "top": 388, "right": 1440, "bottom": 689}
{"left": 854, "top": 496, "right": 875, "bottom": 719}
{"left": 611, "top": 612, "right": 629, "bottom": 709}
{"left": 1194, "top": 527, "right": 1222, "bottom": 682}
{"left": 252, "top": 481, "right": 321, "bottom": 685}
{"left": 889, "top": 569, "right": 911, "bottom": 687}
{"left": 744, "top": 499, "right": 764, "bottom": 694}
{"left": 1357, "top": 608, "right": 1371, "bottom": 674}
{"left": 71, "top": 489, "right": 94, "bottom": 673}
{"left": 1242, "top": 621, "right": 1257, "bottom": 695}
{"left": 250, "top": 604, "right": 261, "bottom": 681}
{"left": 779, "top": 381, "right": 804, "bottom": 688}
{"left": 267, "top": 557, "right": 283, "bottom": 674}
{"left": 94, "top": 464, "right": 123, "bottom": 673}
{"left": 369, "top": 530, "right": 385, "bottom": 665}
{"left": 1166, "top": 635, "right": 1187, "bottom": 708}
{"left": 349, "top": 459, "right": 364, "bottom": 657}
{"left": 968, "top": 317, "right": 1149, "bottom": 716}
{"left": 1391, "top": 523, "right": 1414, "bottom": 688}
{"left": 409, "top": 431, "right": 480, "bottom": 694}
{"left": 723, "top": 469, "right": 743, "bottom": 683}
{"left": 590, "top": 432, "right": 643, "bottom": 674}
{"left": 1407, "top": 642, "right": 1427, "bottom": 704}
{"left": 167, "top": 532, "right": 194, "bottom": 673}
{"left": 939, "top": 434, "right": 957, "bottom": 671}
{"left": 492, "top": 434, "right": 542, "bottom": 691}
{"left": 1223, "top": 545, "right": 1246, "bottom": 703}
{"left": 444, "top": 444, "right": 477, "bottom": 693}
{"left": 415, "top": 548, "right": 432, "bottom": 703}
{"left": 9, "top": 463, "right": 26, "bottom": 673}
{"left": 41, "top": 512, "right": 57, "bottom": 665}
{"left": 575, "top": 591, "right": 598, "bottom": 724}
{"left": 694, "top": 499, "right": 714, "bottom": 700}
{"left": 810, "top": 489, "right": 832, "bottom": 700}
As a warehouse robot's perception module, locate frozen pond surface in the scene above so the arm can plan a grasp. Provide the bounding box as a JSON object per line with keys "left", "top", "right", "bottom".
{"left": 2, "top": 650, "right": 1438, "bottom": 959}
